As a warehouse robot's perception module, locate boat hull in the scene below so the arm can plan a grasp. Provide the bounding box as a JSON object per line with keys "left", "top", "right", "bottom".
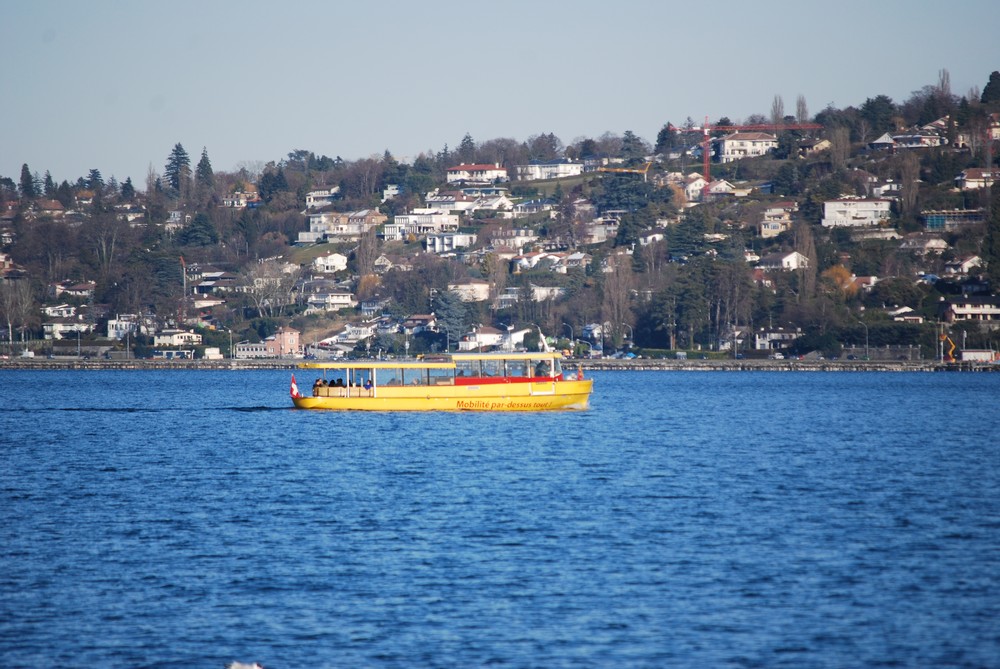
{"left": 292, "top": 379, "right": 593, "bottom": 411}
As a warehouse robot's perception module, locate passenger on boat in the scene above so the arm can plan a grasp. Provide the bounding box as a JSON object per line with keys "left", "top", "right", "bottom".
{"left": 363, "top": 379, "right": 373, "bottom": 390}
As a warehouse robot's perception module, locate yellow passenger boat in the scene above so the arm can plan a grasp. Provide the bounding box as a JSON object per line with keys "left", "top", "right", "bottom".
{"left": 290, "top": 351, "right": 592, "bottom": 411}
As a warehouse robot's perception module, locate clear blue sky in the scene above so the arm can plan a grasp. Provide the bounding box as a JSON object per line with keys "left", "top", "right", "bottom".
{"left": 3, "top": 0, "right": 999, "bottom": 188}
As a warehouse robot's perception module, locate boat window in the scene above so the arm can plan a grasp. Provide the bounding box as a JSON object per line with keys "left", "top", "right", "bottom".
{"left": 531, "top": 358, "right": 552, "bottom": 377}
{"left": 404, "top": 369, "right": 426, "bottom": 385}
{"left": 504, "top": 359, "right": 528, "bottom": 377}
{"left": 376, "top": 368, "right": 403, "bottom": 386}
{"left": 551, "top": 358, "right": 562, "bottom": 376}
{"left": 427, "top": 367, "right": 454, "bottom": 385}
{"left": 481, "top": 360, "right": 502, "bottom": 377}
{"left": 455, "top": 360, "right": 479, "bottom": 377}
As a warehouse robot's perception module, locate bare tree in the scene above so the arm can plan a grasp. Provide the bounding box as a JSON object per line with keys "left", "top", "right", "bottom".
{"left": 899, "top": 152, "right": 921, "bottom": 218}
{"left": 0, "top": 280, "right": 36, "bottom": 350}
{"left": 771, "top": 95, "right": 785, "bottom": 127}
{"left": 356, "top": 225, "right": 380, "bottom": 278}
{"left": 240, "top": 259, "right": 300, "bottom": 318}
{"left": 830, "top": 126, "right": 851, "bottom": 170}
{"left": 796, "top": 94, "right": 810, "bottom": 123}
{"left": 482, "top": 252, "right": 508, "bottom": 314}
{"left": 601, "top": 253, "right": 633, "bottom": 348}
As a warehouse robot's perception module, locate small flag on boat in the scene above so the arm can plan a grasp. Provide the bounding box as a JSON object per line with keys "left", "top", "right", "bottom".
{"left": 290, "top": 374, "right": 302, "bottom": 399}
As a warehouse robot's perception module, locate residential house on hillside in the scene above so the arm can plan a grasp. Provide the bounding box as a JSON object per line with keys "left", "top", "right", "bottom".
{"left": 305, "top": 186, "right": 340, "bottom": 208}
{"left": 955, "top": 168, "right": 998, "bottom": 191}
{"left": 446, "top": 163, "right": 508, "bottom": 184}
{"left": 684, "top": 173, "right": 708, "bottom": 203}
{"left": 42, "top": 317, "right": 93, "bottom": 340}
{"left": 821, "top": 199, "right": 892, "bottom": 228}
{"left": 512, "top": 198, "right": 556, "bottom": 219}
{"left": 401, "top": 314, "right": 436, "bottom": 335}
{"left": 798, "top": 138, "right": 831, "bottom": 157}
{"left": 235, "top": 327, "right": 301, "bottom": 359}
{"left": 222, "top": 185, "right": 260, "bottom": 208}
{"left": 448, "top": 278, "right": 491, "bottom": 302}
{"left": 939, "top": 297, "right": 1000, "bottom": 324}
{"left": 944, "top": 255, "right": 982, "bottom": 275}
{"left": 425, "top": 232, "right": 478, "bottom": 254}
{"left": 303, "top": 291, "right": 356, "bottom": 314}
{"left": 383, "top": 210, "right": 459, "bottom": 241}
{"left": 311, "top": 251, "right": 348, "bottom": 274}
{"left": 298, "top": 208, "right": 387, "bottom": 244}
{"left": 458, "top": 325, "right": 506, "bottom": 351}
{"left": 516, "top": 159, "right": 584, "bottom": 181}
{"left": 48, "top": 280, "right": 96, "bottom": 299}
{"left": 373, "top": 254, "right": 413, "bottom": 274}
{"left": 154, "top": 329, "right": 203, "bottom": 347}
{"left": 760, "top": 202, "right": 797, "bottom": 238}
{"left": 899, "top": 233, "right": 949, "bottom": 255}
{"left": 716, "top": 132, "right": 778, "bottom": 163}
{"left": 921, "top": 208, "right": 985, "bottom": 231}
{"left": 754, "top": 327, "right": 802, "bottom": 352}
{"left": 757, "top": 251, "right": 809, "bottom": 271}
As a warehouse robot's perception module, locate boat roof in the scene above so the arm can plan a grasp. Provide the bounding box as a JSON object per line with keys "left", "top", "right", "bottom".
{"left": 299, "top": 351, "right": 565, "bottom": 370}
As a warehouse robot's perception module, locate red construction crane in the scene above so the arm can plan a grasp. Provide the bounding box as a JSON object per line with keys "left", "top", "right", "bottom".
{"left": 672, "top": 118, "right": 823, "bottom": 197}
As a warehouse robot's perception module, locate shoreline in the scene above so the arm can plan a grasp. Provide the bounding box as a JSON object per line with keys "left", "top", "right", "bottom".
{"left": 1, "top": 358, "right": 996, "bottom": 372}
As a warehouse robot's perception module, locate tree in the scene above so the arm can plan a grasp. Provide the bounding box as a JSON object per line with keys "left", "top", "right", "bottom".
{"left": 0, "top": 280, "right": 36, "bottom": 350}
{"left": 43, "top": 171, "right": 56, "bottom": 197}
{"left": 602, "top": 253, "right": 633, "bottom": 349}
{"left": 620, "top": 130, "right": 648, "bottom": 164}
{"left": 796, "top": 94, "right": 809, "bottom": 123}
{"left": 860, "top": 95, "right": 897, "bottom": 137}
{"left": 120, "top": 177, "right": 136, "bottom": 201}
{"left": 457, "top": 133, "right": 476, "bottom": 164}
{"left": 771, "top": 95, "right": 785, "bottom": 127}
{"left": 19, "top": 164, "right": 36, "bottom": 198}
{"left": 981, "top": 71, "right": 1000, "bottom": 104}
{"left": 195, "top": 147, "right": 215, "bottom": 193}
{"left": 164, "top": 143, "right": 191, "bottom": 193}
{"left": 239, "top": 259, "right": 299, "bottom": 318}
{"left": 654, "top": 123, "right": 674, "bottom": 155}
{"left": 87, "top": 169, "right": 104, "bottom": 192}
{"left": 178, "top": 213, "right": 218, "bottom": 246}
{"left": 434, "top": 290, "right": 468, "bottom": 350}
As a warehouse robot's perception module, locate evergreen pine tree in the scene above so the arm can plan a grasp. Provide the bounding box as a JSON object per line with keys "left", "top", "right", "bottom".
{"left": 164, "top": 143, "right": 191, "bottom": 192}
{"left": 43, "top": 171, "right": 56, "bottom": 197}
{"left": 19, "top": 164, "right": 36, "bottom": 198}
{"left": 981, "top": 71, "right": 1000, "bottom": 105}
{"left": 195, "top": 147, "right": 214, "bottom": 191}
{"left": 87, "top": 169, "right": 104, "bottom": 191}
{"left": 121, "top": 177, "right": 135, "bottom": 201}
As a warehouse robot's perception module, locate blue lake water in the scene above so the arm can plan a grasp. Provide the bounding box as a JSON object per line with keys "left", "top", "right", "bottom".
{"left": 1, "top": 369, "right": 998, "bottom": 668}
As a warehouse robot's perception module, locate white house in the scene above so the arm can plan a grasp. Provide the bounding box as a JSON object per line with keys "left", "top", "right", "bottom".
{"left": 312, "top": 252, "right": 348, "bottom": 274}
{"left": 516, "top": 160, "right": 584, "bottom": 181}
{"left": 821, "top": 199, "right": 892, "bottom": 228}
{"left": 154, "top": 329, "right": 203, "bottom": 347}
{"left": 716, "top": 132, "right": 778, "bottom": 163}
{"left": 757, "top": 251, "right": 809, "bottom": 271}
{"left": 425, "top": 232, "right": 478, "bottom": 254}
{"left": 955, "top": 168, "right": 999, "bottom": 191}
{"left": 304, "top": 292, "right": 357, "bottom": 314}
{"left": 944, "top": 255, "right": 982, "bottom": 275}
{"left": 446, "top": 163, "right": 508, "bottom": 184}
{"left": 297, "top": 208, "right": 387, "bottom": 244}
{"left": 383, "top": 210, "right": 460, "bottom": 241}
{"left": 305, "top": 186, "right": 340, "bottom": 209}
{"left": 447, "top": 279, "right": 491, "bottom": 302}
